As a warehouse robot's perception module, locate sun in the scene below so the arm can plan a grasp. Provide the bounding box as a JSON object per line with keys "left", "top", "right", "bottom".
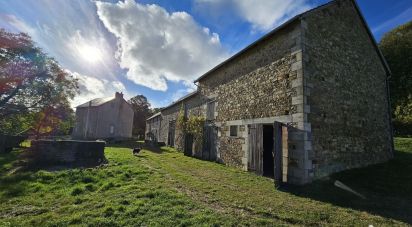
{"left": 78, "top": 44, "right": 102, "bottom": 63}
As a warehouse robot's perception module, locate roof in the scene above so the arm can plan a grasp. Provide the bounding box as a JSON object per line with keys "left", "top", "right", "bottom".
{"left": 162, "top": 91, "right": 198, "bottom": 111}
{"left": 146, "top": 112, "right": 161, "bottom": 121}
{"left": 76, "top": 97, "right": 114, "bottom": 108}
{"left": 194, "top": 0, "right": 390, "bottom": 83}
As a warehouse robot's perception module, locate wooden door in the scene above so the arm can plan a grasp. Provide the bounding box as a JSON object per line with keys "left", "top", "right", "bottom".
{"left": 184, "top": 133, "right": 193, "bottom": 156}
{"left": 273, "top": 121, "right": 287, "bottom": 187}
{"left": 203, "top": 125, "right": 218, "bottom": 161}
{"left": 168, "top": 121, "right": 175, "bottom": 147}
{"left": 248, "top": 124, "right": 263, "bottom": 175}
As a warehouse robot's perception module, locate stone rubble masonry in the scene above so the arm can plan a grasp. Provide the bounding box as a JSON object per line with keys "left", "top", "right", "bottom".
{"left": 158, "top": 93, "right": 207, "bottom": 150}
{"left": 198, "top": 21, "right": 308, "bottom": 183}
{"left": 303, "top": 0, "right": 393, "bottom": 179}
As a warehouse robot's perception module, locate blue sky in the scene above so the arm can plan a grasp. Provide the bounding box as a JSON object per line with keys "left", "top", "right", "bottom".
{"left": 1, "top": 0, "right": 411, "bottom": 108}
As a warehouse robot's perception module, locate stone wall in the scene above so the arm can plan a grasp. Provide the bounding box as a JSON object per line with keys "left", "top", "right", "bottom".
{"left": 215, "top": 57, "right": 294, "bottom": 122}
{"left": 145, "top": 115, "right": 162, "bottom": 142}
{"left": 30, "top": 140, "right": 106, "bottom": 167}
{"left": 0, "top": 135, "right": 26, "bottom": 153}
{"left": 218, "top": 125, "right": 246, "bottom": 168}
{"left": 159, "top": 93, "right": 206, "bottom": 151}
{"left": 197, "top": 21, "right": 306, "bottom": 176}
{"left": 303, "top": 0, "right": 393, "bottom": 178}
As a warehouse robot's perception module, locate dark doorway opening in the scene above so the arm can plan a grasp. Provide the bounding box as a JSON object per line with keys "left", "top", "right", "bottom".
{"left": 184, "top": 133, "right": 193, "bottom": 156}
{"left": 168, "top": 121, "right": 175, "bottom": 147}
{"left": 263, "top": 125, "right": 274, "bottom": 178}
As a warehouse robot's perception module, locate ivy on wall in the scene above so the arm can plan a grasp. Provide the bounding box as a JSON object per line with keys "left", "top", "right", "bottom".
{"left": 174, "top": 104, "right": 206, "bottom": 153}
{"left": 187, "top": 115, "right": 206, "bottom": 146}
{"left": 175, "top": 105, "right": 186, "bottom": 151}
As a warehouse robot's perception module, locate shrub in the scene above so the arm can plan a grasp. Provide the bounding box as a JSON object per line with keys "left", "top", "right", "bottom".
{"left": 71, "top": 187, "right": 84, "bottom": 196}
{"left": 85, "top": 183, "right": 96, "bottom": 192}
{"left": 100, "top": 182, "right": 115, "bottom": 191}
{"left": 104, "top": 207, "right": 115, "bottom": 217}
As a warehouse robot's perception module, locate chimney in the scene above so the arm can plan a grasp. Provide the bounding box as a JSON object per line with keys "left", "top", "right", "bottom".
{"left": 115, "top": 92, "right": 123, "bottom": 100}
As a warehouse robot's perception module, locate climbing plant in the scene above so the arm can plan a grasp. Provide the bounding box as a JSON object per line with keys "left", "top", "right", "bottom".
{"left": 174, "top": 104, "right": 206, "bottom": 153}
{"left": 176, "top": 105, "right": 186, "bottom": 133}
{"left": 186, "top": 115, "right": 206, "bottom": 146}
{"left": 175, "top": 105, "right": 186, "bottom": 151}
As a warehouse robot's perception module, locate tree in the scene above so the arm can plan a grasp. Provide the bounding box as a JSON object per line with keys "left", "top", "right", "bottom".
{"left": 379, "top": 21, "right": 412, "bottom": 135}
{"left": 128, "top": 95, "right": 151, "bottom": 138}
{"left": 32, "top": 101, "right": 75, "bottom": 139}
{"left": 0, "top": 29, "right": 78, "bottom": 135}
{"left": 150, "top": 107, "right": 162, "bottom": 115}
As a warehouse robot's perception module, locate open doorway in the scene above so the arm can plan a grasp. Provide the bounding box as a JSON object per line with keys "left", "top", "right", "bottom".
{"left": 263, "top": 125, "right": 274, "bottom": 178}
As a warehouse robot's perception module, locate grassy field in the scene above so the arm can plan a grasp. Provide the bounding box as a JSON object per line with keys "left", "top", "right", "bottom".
{"left": 0, "top": 138, "right": 411, "bottom": 226}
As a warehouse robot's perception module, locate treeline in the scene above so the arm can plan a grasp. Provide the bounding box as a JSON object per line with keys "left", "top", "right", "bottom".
{"left": 0, "top": 29, "right": 78, "bottom": 137}
{"left": 127, "top": 94, "right": 160, "bottom": 139}
{"left": 379, "top": 20, "right": 412, "bottom": 136}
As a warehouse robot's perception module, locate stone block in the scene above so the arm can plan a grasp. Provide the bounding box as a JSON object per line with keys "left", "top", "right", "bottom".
{"left": 291, "top": 77, "right": 303, "bottom": 88}
{"left": 297, "top": 122, "right": 311, "bottom": 132}
{"left": 304, "top": 159, "right": 313, "bottom": 170}
{"left": 292, "top": 113, "right": 306, "bottom": 122}
{"left": 291, "top": 61, "right": 303, "bottom": 71}
{"left": 292, "top": 96, "right": 304, "bottom": 105}
{"left": 304, "top": 105, "right": 311, "bottom": 113}
{"left": 288, "top": 131, "right": 305, "bottom": 141}
{"left": 304, "top": 141, "right": 312, "bottom": 151}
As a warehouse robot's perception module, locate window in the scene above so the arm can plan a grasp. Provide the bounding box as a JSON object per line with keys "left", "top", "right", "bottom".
{"left": 110, "top": 125, "right": 114, "bottom": 134}
{"left": 230, "top": 125, "right": 238, "bottom": 137}
{"left": 207, "top": 101, "right": 216, "bottom": 120}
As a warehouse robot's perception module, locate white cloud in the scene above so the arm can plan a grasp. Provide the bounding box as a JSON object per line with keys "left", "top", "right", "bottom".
{"left": 372, "top": 6, "right": 412, "bottom": 34}
{"left": 195, "top": 0, "right": 311, "bottom": 31}
{"left": 70, "top": 71, "right": 129, "bottom": 108}
{"left": 171, "top": 89, "right": 191, "bottom": 102}
{"left": 95, "top": 0, "right": 228, "bottom": 91}
{"left": 0, "top": 0, "right": 119, "bottom": 82}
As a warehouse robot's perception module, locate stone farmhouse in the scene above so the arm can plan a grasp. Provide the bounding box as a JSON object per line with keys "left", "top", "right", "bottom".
{"left": 145, "top": 0, "right": 393, "bottom": 185}
{"left": 73, "top": 92, "right": 134, "bottom": 140}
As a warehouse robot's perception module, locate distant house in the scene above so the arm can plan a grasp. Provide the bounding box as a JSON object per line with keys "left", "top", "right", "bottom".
{"left": 73, "top": 92, "right": 134, "bottom": 140}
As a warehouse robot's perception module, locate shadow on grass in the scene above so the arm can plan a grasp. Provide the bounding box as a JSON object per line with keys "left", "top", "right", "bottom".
{"left": 284, "top": 149, "right": 412, "bottom": 224}
{"left": 0, "top": 149, "right": 34, "bottom": 199}
{"left": 107, "top": 140, "right": 176, "bottom": 154}
{"left": 0, "top": 149, "right": 20, "bottom": 172}
{"left": 0, "top": 148, "right": 108, "bottom": 199}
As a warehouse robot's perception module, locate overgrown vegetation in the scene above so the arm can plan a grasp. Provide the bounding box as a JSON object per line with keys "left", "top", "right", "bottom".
{"left": 175, "top": 105, "right": 206, "bottom": 153}
{"left": 0, "top": 29, "right": 78, "bottom": 136}
{"left": 186, "top": 115, "right": 206, "bottom": 152}
{"left": 0, "top": 138, "right": 411, "bottom": 226}
{"left": 175, "top": 105, "right": 186, "bottom": 151}
{"left": 380, "top": 20, "right": 412, "bottom": 136}
{"left": 128, "top": 95, "right": 151, "bottom": 139}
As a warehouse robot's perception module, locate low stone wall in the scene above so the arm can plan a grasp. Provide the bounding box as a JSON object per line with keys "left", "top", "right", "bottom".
{"left": 0, "top": 134, "right": 27, "bottom": 153}
{"left": 30, "top": 140, "right": 106, "bottom": 167}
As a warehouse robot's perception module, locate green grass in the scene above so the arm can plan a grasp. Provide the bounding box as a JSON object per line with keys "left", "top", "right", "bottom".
{"left": 0, "top": 138, "right": 411, "bottom": 226}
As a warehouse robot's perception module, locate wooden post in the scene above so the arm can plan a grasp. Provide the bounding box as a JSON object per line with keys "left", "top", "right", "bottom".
{"left": 273, "top": 121, "right": 283, "bottom": 187}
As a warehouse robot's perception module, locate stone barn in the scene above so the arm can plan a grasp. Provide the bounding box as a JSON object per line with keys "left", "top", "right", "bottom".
{"left": 145, "top": 112, "right": 162, "bottom": 143}
{"left": 73, "top": 92, "right": 134, "bottom": 140}
{"left": 146, "top": 0, "right": 393, "bottom": 185}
